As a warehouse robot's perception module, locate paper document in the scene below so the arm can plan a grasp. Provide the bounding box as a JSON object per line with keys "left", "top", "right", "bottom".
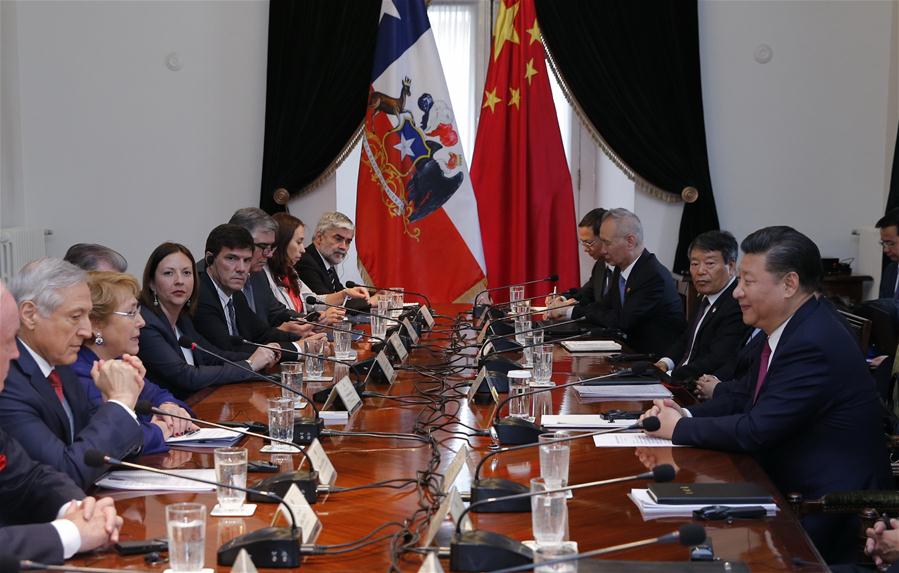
{"left": 561, "top": 340, "right": 621, "bottom": 352}
{"left": 574, "top": 384, "right": 672, "bottom": 400}
{"left": 593, "top": 434, "right": 684, "bottom": 448}
{"left": 628, "top": 488, "right": 778, "bottom": 520}
{"left": 96, "top": 469, "right": 216, "bottom": 491}
{"left": 541, "top": 415, "right": 636, "bottom": 429}
{"left": 166, "top": 427, "right": 247, "bottom": 448}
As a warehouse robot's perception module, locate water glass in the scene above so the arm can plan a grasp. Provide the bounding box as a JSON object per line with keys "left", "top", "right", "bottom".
{"left": 522, "top": 329, "right": 544, "bottom": 367}
{"left": 267, "top": 397, "right": 295, "bottom": 448}
{"left": 390, "top": 288, "right": 404, "bottom": 318}
{"left": 515, "top": 317, "right": 532, "bottom": 346}
{"left": 509, "top": 285, "right": 525, "bottom": 303}
{"left": 538, "top": 432, "right": 571, "bottom": 489}
{"left": 534, "top": 541, "right": 579, "bottom": 573}
{"left": 373, "top": 298, "right": 390, "bottom": 339}
{"left": 280, "top": 361, "right": 304, "bottom": 407}
{"left": 333, "top": 319, "right": 353, "bottom": 360}
{"left": 166, "top": 502, "right": 206, "bottom": 572}
{"left": 304, "top": 337, "right": 325, "bottom": 379}
{"left": 507, "top": 370, "right": 533, "bottom": 420}
{"left": 533, "top": 344, "right": 554, "bottom": 384}
{"left": 530, "top": 477, "right": 568, "bottom": 547}
{"left": 214, "top": 447, "right": 248, "bottom": 511}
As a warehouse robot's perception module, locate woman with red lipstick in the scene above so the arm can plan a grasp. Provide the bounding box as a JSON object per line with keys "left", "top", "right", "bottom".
{"left": 137, "top": 243, "right": 278, "bottom": 399}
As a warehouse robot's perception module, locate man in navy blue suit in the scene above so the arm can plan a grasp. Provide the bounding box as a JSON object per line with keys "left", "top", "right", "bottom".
{"left": 0, "top": 279, "right": 124, "bottom": 563}
{"left": 0, "top": 258, "right": 144, "bottom": 489}
{"left": 645, "top": 226, "right": 890, "bottom": 564}
{"left": 877, "top": 208, "right": 899, "bottom": 299}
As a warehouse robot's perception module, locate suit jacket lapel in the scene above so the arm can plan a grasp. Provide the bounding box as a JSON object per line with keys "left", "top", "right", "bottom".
{"left": 16, "top": 342, "right": 72, "bottom": 442}
{"left": 693, "top": 281, "right": 737, "bottom": 340}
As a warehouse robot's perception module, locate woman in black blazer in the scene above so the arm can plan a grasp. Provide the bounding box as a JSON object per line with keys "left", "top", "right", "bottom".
{"left": 137, "top": 243, "right": 278, "bottom": 399}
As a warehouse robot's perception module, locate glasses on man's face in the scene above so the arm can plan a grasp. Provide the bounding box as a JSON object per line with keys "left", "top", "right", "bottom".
{"left": 111, "top": 308, "right": 141, "bottom": 320}
{"left": 580, "top": 238, "right": 598, "bottom": 248}
{"left": 255, "top": 242, "right": 277, "bottom": 255}
{"left": 881, "top": 240, "right": 897, "bottom": 249}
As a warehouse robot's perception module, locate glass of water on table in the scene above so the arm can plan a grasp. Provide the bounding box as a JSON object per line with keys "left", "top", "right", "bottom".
{"left": 166, "top": 502, "right": 207, "bottom": 572}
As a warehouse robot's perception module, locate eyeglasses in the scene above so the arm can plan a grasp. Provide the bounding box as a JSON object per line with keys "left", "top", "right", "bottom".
{"left": 580, "top": 238, "right": 598, "bottom": 248}
{"left": 111, "top": 308, "right": 141, "bottom": 320}
{"left": 880, "top": 240, "right": 897, "bottom": 249}
{"left": 255, "top": 242, "right": 277, "bottom": 254}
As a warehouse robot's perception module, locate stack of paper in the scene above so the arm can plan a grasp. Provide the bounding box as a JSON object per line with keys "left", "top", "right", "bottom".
{"left": 97, "top": 469, "right": 216, "bottom": 491}
{"left": 542, "top": 414, "right": 636, "bottom": 429}
{"left": 593, "top": 434, "right": 684, "bottom": 448}
{"left": 574, "top": 384, "right": 672, "bottom": 400}
{"left": 561, "top": 340, "right": 622, "bottom": 352}
{"left": 628, "top": 488, "right": 778, "bottom": 520}
{"left": 166, "top": 427, "right": 247, "bottom": 448}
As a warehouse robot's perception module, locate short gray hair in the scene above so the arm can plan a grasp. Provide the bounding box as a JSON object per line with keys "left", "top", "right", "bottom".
{"left": 229, "top": 207, "right": 278, "bottom": 236}
{"left": 315, "top": 211, "right": 355, "bottom": 237}
{"left": 64, "top": 243, "right": 128, "bottom": 272}
{"left": 602, "top": 208, "right": 644, "bottom": 245}
{"left": 9, "top": 258, "right": 87, "bottom": 316}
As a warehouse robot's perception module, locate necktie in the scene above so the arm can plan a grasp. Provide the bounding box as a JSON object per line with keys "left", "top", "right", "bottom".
{"left": 243, "top": 281, "right": 256, "bottom": 313}
{"left": 681, "top": 296, "right": 711, "bottom": 366}
{"left": 327, "top": 267, "right": 341, "bottom": 292}
{"left": 752, "top": 339, "right": 772, "bottom": 404}
{"left": 226, "top": 299, "right": 237, "bottom": 336}
{"left": 47, "top": 370, "right": 65, "bottom": 402}
{"left": 599, "top": 270, "right": 610, "bottom": 298}
{"left": 618, "top": 275, "right": 627, "bottom": 306}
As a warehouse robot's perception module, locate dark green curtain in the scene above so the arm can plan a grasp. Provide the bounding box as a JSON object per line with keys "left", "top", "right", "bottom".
{"left": 534, "top": 0, "right": 719, "bottom": 273}
{"left": 259, "top": 0, "right": 381, "bottom": 213}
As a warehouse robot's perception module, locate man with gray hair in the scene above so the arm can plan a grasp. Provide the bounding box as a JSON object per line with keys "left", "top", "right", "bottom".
{"left": 63, "top": 243, "right": 127, "bottom": 272}
{"left": 0, "top": 258, "right": 144, "bottom": 489}
{"left": 0, "top": 279, "right": 126, "bottom": 563}
{"left": 298, "top": 211, "right": 380, "bottom": 311}
{"left": 571, "top": 208, "right": 686, "bottom": 355}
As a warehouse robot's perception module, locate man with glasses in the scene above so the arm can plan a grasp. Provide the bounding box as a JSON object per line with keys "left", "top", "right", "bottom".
{"left": 572, "top": 208, "right": 686, "bottom": 355}
{"left": 546, "top": 208, "right": 612, "bottom": 319}
{"left": 877, "top": 208, "right": 899, "bottom": 299}
{"left": 298, "top": 212, "right": 380, "bottom": 312}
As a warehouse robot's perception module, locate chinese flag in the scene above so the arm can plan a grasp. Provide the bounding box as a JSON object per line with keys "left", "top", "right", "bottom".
{"left": 470, "top": 0, "right": 578, "bottom": 301}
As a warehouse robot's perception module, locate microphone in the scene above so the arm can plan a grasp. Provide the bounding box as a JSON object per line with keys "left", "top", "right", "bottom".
{"left": 480, "top": 524, "right": 707, "bottom": 573}
{"left": 469, "top": 417, "right": 662, "bottom": 511}
{"left": 179, "top": 336, "right": 324, "bottom": 443}
{"left": 14, "top": 559, "right": 152, "bottom": 572}
{"left": 448, "top": 465, "right": 679, "bottom": 572}
{"left": 134, "top": 401, "right": 320, "bottom": 503}
{"left": 306, "top": 296, "right": 400, "bottom": 324}
{"left": 345, "top": 280, "right": 432, "bottom": 310}
{"left": 83, "top": 450, "right": 305, "bottom": 568}
{"left": 490, "top": 362, "right": 653, "bottom": 445}
{"left": 289, "top": 317, "right": 387, "bottom": 343}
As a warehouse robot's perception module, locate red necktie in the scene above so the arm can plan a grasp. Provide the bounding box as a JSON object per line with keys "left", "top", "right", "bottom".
{"left": 47, "top": 370, "right": 65, "bottom": 402}
{"left": 752, "top": 340, "right": 772, "bottom": 404}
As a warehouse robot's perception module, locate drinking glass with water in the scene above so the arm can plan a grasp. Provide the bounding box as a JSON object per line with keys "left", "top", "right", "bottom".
{"left": 538, "top": 431, "right": 571, "bottom": 489}
{"left": 267, "top": 397, "right": 295, "bottom": 449}
{"left": 333, "top": 318, "right": 353, "bottom": 359}
{"left": 280, "top": 361, "right": 304, "bottom": 408}
{"left": 214, "top": 447, "right": 247, "bottom": 511}
{"left": 530, "top": 477, "right": 568, "bottom": 547}
{"left": 533, "top": 344, "right": 554, "bottom": 384}
{"left": 534, "top": 541, "right": 579, "bottom": 572}
{"left": 507, "top": 370, "right": 534, "bottom": 421}
{"left": 166, "top": 502, "right": 206, "bottom": 572}
{"left": 304, "top": 338, "right": 325, "bottom": 379}
{"left": 523, "top": 329, "right": 544, "bottom": 367}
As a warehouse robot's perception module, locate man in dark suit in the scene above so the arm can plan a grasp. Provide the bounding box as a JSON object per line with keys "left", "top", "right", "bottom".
{"left": 0, "top": 279, "right": 126, "bottom": 563}
{"left": 545, "top": 208, "right": 612, "bottom": 317}
{"left": 655, "top": 230, "right": 750, "bottom": 383}
{"left": 0, "top": 259, "right": 144, "bottom": 489}
{"left": 568, "top": 208, "right": 685, "bottom": 355}
{"left": 297, "top": 211, "right": 385, "bottom": 312}
{"left": 877, "top": 208, "right": 899, "bottom": 298}
{"left": 645, "top": 226, "right": 891, "bottom": 564}
{"left": 194, "top": 224, "right": 311, "bottom": 357}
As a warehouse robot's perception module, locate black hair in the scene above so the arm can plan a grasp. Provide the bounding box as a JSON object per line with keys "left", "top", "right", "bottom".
{"left": 688, "top": 230, "right": 738, "bottom": 265}
{"left": 740, "top": 226, "right": 822, "bottom": 292}
{"left": 876, "top": 208, "right": 899, "bottom": 230}
{"left": 578, "top": 208, "right": 607, "bottom": 236}
{"left": 204, "top": 224, "right": 254, "bottom": 258}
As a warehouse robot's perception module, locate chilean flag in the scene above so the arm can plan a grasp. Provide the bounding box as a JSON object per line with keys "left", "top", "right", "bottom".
{"left": 356, "top": 0, "right": 487, "bottom": 303}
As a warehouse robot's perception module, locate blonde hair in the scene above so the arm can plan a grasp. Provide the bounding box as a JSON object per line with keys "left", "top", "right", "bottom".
{"left": 87, "top": 271, "right": 139, "bottom": 323}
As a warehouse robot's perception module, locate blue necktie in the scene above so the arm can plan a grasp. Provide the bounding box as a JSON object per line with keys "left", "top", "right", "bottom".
{"left": 618, "top": 275, "right": 627, "bottom": 306}
{"left": 226, "top": 299, "right": 237, "bottom": 336}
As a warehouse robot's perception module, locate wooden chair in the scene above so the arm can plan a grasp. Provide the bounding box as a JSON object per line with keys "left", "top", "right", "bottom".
{"left": 837, "top": 309, "right": 872, "bottom": 352}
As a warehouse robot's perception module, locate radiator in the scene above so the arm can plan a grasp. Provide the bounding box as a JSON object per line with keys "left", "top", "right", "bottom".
{"left": 0, "top": 227, "right": 49, "bottom": 283}
{"left": 854, "top": 226, "right": 881, "bottom": 300}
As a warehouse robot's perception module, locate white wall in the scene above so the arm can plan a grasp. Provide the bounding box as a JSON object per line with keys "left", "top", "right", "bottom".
{"left": 1, "top": 0, "right": 268, "bottom": 270}
{"left": 699, "top": 0, "right": 896, "bottom": 267}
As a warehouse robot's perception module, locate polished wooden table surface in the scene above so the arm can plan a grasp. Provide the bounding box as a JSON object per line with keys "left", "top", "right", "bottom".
{"left": 72, "top": 305, "right": 826, "bottom": 572}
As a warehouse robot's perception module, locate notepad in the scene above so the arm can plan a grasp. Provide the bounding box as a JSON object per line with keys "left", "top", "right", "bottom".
{"left": 97, "top": 469, "right": 216, "bottom": 491}
{"left": 628, "top": 488, "right": 777, "bottom": 520}
{"left": 166, "top": 427, "right": 247, "bottom": 448}
{"left": 593, "top": 434, "right": 685, "bottom": 448}
{"left": 561, "top": 340, "right": 622, "bottom": 352}
{"left": 574, "top": 384, "right": 672, "bottom": 400}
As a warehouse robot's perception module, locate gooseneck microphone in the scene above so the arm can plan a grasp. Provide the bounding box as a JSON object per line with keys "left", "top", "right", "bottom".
{"left": 345, "top": 280, "right": 432, "bottom": 309}
{"left": 448, "top": 464, "right": 678, "bottom": 572}
{"left": 289, "top": 317, "right": 386, "bottom": 343}
{"left": 179, "top": 336, "right": 324, "bottom": 443}
{"left": 468, "top": 417, "right": 661, "bottom": 511}
{"left": 484, "top": 524, "right": 708, "bottom": 573}
{"left": 83, "top": 450, "right": 304, "bottom": 568}
{"left": 490, "top": 362, "right": 653, "bottom": 445}
{"left": 306, "top": 296, "right": 400, "bottom": 323}
{"left": 15, "top": 559, "right": 153, "bottom": 572}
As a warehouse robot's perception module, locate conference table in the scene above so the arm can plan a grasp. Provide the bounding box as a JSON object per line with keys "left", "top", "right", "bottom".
{"left": 71, "top": 304, "right": 829, "bottom": 572}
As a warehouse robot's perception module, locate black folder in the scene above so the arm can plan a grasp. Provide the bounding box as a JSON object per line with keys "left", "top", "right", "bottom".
{"left": 647, "top": 482, "right": 773, "bottom": 505}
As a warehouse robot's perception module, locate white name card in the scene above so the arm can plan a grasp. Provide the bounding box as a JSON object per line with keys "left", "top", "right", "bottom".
{"left": 389, "top": 332, "right": 409, "bottom": 362}
{"left": 274, "top": 484, "right": 321, "bottom": 544}
{"left": 305, "top": 438, "right": 337, "bottom": 485}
